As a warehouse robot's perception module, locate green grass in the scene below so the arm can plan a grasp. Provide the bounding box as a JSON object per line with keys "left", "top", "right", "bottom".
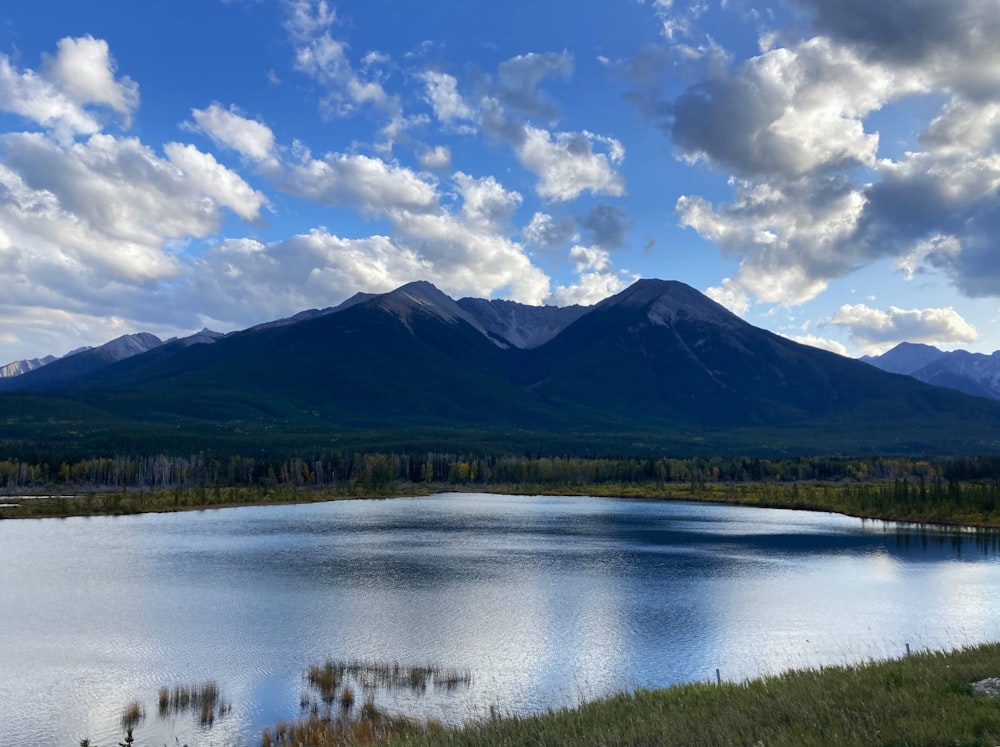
{"left": 90, "top": 648, "right": 1000, "bottom": 746}
{"left": 382, "top": 644, "right": 1000, "bottom": 747}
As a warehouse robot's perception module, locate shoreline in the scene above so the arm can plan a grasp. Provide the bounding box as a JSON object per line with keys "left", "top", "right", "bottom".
{"left": 382, "top": 642, "right": 1000, "bottom": 747}
{"left": 2, "top": 480, "right": 1000, "bottom": 532}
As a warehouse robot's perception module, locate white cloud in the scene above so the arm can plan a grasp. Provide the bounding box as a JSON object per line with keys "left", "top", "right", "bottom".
{"left": 826, "top": 303, "right": 979, "bottom": 354}
{"left": 517, "top": 125, "right": 625, "bottom": 201}
{"left": 420, "top": 71, "right": 475, "bottom": 124}
{"left": 567, "top": 245, "right": 611, "bottom": 273}
{"left": 381, "top": 206, "right": 550, "bottom": 304}
{"left": 523, "top": 211, "right": 575, "bottom": 251}
{"left": 454, "top": 172, "right": 522, "bottom": 229}
{"left": 652, "top": 0, "right": 1000, "bottom": 311}
{"left": 672, "top": 37, "right": 899, "bottom": 180}
{"left": 0, "top": 37, "right": 138, "bottom": 145}
{"left": 0, "top": 49, "right": 99, "bottom": 140}
{"left": 274, "top": 150, "right": 439, "bottom": 214}
{"left": 163, "top": 143, "right": 269, "bottom": 222}
{"left": 794, "top": 0, "right": 1000, "bottom": 99}
{"left": 181, "top": 231, "right": 433, "bottom": 324}
{"left": 188, "top": 103, "right": 275, "bottom": 162}
{"left": 417, "top": 145, "right": 451, "bottom": 170}
{"left": 549, "top": 269, "right": 634, "bottom": 306}
{"left": 785, "top": 333, "right": 848, "bottom": 356}
{"left": 0, "top": 130, "right": 267, "bottom": 290}
{"left": 284, "top": 0, "right": 401, "bottom": 129}
{"left": 678, "top": 177, "right": 865, "bottom": 305}
{"left": 705, "top": 277, "right": 751, "bottom": 315}
{"left": 43, "top": 36, "right": 139, "bottom": 124}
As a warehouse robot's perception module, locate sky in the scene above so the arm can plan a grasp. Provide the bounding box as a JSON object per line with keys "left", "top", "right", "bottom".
{"left": 1, "top": 0, "right": 999, "bottom": 365}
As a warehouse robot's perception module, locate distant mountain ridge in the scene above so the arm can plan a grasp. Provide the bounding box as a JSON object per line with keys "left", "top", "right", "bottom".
{"left": 3, "top": 279, "right": 1000, "bottom": 455}
{"left": 862, "top": 342, "right": 1000, "bottom": 401}
{"left": 0, "top": 355, "right": 56, "bottom": 378}
{"left": 0, "top": 329, "right": 224, "bottom": 388}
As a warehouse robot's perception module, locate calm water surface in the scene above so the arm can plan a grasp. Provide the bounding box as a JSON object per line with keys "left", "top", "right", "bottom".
{"left": 1, "top": 493, "right": 999, "bottom": 746}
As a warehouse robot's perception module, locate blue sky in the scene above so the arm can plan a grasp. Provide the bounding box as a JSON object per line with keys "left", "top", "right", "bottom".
{"left": 1, "top": 0, "right": 999, "bottom": 365}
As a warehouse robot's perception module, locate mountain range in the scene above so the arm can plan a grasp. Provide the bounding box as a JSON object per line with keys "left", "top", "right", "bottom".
{"left": 862, "top": 343, "right": 1000, "bottom": 401}
{"left": 2, "top": 279, "right": 1000, "bottom": 457}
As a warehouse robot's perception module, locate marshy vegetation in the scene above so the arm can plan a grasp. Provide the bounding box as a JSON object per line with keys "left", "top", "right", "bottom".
{"left": 264, "top": 660, "right": 472, "bottom": 747}
{"left": 90, "top": 681, "right": 231, "bottom": 746}
{"left": 269, "top": 644, "right": 1000, "bottom": 746}
{"left": 157, "top": 680, "right": 231, "bottom": 726}
{"left": 79, "top": 646, "right": 1000, "bottom": 746}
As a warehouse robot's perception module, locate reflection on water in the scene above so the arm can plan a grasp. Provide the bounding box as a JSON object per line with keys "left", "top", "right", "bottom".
{"left": 1, "top": 493, "right": 999, "bottom": 746}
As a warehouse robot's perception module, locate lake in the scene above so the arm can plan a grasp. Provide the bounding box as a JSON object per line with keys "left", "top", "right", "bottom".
{"left": 1, "top": 492, "right": 999, "bottom": 746}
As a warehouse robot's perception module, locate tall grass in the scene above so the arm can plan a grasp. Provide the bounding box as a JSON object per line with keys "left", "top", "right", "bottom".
{"left": 264, "top": 660, "right": 467, "bottom": 746}
{"left": 388, "top": 643, "right": 1000, "bottom": 747}
{"left": 157, "top": 680, "right": 230, "bottom": 726}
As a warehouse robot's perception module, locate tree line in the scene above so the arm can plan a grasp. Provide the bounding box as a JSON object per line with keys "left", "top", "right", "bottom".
{"left": 2, "top": 452, "right": 998, "bottom": 491}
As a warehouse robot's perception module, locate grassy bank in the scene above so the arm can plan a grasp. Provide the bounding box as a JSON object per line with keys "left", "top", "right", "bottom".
{"left": 270, "top": 643, "right": 1000, "bottom": 747}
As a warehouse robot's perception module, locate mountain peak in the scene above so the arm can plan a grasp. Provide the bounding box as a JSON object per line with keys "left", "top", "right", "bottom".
{"left": 99, "top": 333, "right": 163, "bottom": 361}
{"left": 863, "top": 342, "right": 945, "bottom": 375}
{"left": 370, "top": 281, "right": 494, "bottom": 340}
{"left": 599, "top": 278, "right": 743, "bottom": 328}
{"left": 0, "top": 355, "right": 57, "bottom": 378}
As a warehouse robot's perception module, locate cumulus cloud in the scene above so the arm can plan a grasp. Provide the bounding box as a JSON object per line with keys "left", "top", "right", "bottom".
{"left": 705, "top": 278, "right": 751, "bottom": 316}
{"left": 187, "top": 103, "right": 275, "bottom": 162}
{"left": 0, "top": 133, "right": 266, "bottom": 277}
{"left": 855, "top": 99, "right": 1000, "bottom": 296}
{"left": 793, "top": 0, "right": 1000, "bottom": 98}
{"left": 567, "top": 245, "right": 611, "bottom": 273}
{"left": 517, "top": 125, "right": 625, "bottom": 201}
{"left": 0, "top": 36, "right": 138, "bottom": 141}
{"left": 495, "top": 52, "right": 573, "bottom": 117}
{"left": 677, "top": 176, "right": 865, "bottom": 304}
{"left": 653, "top": 0, "right": 1000, "bottom": 308}
{"left": 523, "top": 211, "right": 575, "bottom": 251}
{"left": 785, "top": 333, "right": 849, "bottom": 356}
{"left": 253, "top": 160, "right": 550, "bottom": 309}
{"left": 826, "top": 303, "right": 979, "bottom": 354}
{"left": 162, "top": 143, "right": 269, "bottom": 222}
{"left": 420, "top": 71, "right": 475, "bottom": 124}
{"left": 417, "top": 145, "right": 451, "bottom": 170}
{"left": 454, "top": 172, "right": 521, "bottom": 229}
{"left": 272, "top": 150, "right": 439, "bottom": 214}
{"left": 671, "top": 38, "right": 892, "bottom": 179}
{"left": 180, "top": 231, "right": 434, "bottom": 324}
{"left": 43, "top": 36, "right": 139, "bottom": 123}
{"left": 378, "top": 173, "right": 550, "bottom": 304}
{"left": 549, "top": 266, "right": 635, "bottom": 306}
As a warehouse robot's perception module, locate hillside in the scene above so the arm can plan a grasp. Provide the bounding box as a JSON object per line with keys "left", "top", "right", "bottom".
{"left": 2, "top": 279, "right": 1000, "bottom": 457}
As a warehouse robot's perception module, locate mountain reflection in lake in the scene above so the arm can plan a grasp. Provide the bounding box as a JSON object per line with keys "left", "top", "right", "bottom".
{"left": 1, "top": 493, "right": 998, "bottom": 746}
